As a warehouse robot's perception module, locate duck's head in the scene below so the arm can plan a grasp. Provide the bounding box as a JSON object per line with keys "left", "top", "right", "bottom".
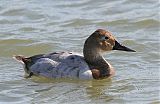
{"left": 83, "top": 29, "right": 136, "bottom": 79}
{"left": 84, "top": 29, "right": 136, "bottom": 54}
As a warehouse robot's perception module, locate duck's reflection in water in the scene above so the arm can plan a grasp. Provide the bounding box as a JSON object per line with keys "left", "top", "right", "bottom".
{"left": 85, "top": 78, "right": 113, "bottom": 103}
{"left": 27, "top": 77, "right": 113, "bottom": 103}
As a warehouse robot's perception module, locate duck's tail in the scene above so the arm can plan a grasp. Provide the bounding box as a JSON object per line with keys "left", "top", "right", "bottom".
{"left": 13, "top": 55, "right": 34, "bottom": 78}
{"left": 13, "top": 55, "right": 26, "bottom": 64}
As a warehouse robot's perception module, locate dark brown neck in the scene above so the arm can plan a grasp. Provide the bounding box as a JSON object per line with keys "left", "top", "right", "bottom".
{"left": 83, "top": 44, "right": 110, "bottom": 79}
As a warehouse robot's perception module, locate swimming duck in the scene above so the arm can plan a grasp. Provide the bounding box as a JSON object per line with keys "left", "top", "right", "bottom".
{"left": 13, "top": 29, "right": 135, "bottom": 80}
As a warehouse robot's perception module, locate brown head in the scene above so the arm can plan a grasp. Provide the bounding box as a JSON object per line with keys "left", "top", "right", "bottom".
{"left": 83, "top": 29, "right": 136, "bottom": 79}
{"left": 84, "top": 29, "right": 135, "bottom": 55}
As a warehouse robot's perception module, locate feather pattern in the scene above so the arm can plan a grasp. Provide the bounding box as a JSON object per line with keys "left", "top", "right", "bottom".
{"left": 14, "top": 52, "right": 93, "bottom": 79}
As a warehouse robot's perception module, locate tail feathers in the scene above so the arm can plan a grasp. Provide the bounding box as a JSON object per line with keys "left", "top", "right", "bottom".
{"left": 13, "top": 55, "right": 33, "bottom": 77}
{"left": 13, "top": 55, "right": 25, "bottom": 64}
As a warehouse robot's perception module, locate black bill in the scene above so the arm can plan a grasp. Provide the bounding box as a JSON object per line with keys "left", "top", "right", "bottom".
{"left": 112, "top": 40, "right": 136, "bottom": 52}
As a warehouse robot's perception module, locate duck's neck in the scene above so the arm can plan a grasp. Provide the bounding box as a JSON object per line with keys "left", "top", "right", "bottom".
{"left": 83, "top": 46, "right": 110, "bottom": 79}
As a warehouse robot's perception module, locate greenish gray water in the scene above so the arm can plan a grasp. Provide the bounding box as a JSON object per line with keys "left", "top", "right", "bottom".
{"left": 0, "top": 0, "right": 159, "bottom": 104}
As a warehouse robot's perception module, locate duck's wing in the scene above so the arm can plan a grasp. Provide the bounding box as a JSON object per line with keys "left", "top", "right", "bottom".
{"left": 13, "top": 52, "right": 93, "bottom": 79}
{"left": 13, "top": 52, "right": 69, "bottom": 71}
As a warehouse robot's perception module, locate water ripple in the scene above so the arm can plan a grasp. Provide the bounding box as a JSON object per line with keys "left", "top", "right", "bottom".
{"left": 0, "top": 0, "right": 159, "bottom": 104}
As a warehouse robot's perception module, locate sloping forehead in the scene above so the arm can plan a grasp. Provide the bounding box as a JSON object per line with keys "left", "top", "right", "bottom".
{"left": 95, "top": 29, "right": 115, "bottom": 38}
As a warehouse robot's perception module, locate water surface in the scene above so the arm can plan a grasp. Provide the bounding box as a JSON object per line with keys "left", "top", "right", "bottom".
{"left": 0, "top": 0, "right": 159, "bottom": 104}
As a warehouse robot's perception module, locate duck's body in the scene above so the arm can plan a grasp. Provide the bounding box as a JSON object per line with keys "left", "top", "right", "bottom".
{"left": 14, "top": 29, "right": 135, "bottom": 80}
{"left": 14, "top": 52, "right": 94, "bottom": 79}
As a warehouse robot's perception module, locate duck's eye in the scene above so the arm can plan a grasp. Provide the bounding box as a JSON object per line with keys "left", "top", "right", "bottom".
{"left": 105, "top": 36, "right": 109, "bottom": 40}
{"left": 100, "top": 36, "right": 109, "bottom": 41}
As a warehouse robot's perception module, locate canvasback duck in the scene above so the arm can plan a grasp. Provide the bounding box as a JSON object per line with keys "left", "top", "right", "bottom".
{"left": 13, "top": 29, "right": 135, "bottom": 80}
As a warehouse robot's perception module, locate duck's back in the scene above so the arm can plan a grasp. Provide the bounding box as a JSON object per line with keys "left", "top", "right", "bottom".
{"left": 14, "top": 52, "right": 93, "bottom": 79}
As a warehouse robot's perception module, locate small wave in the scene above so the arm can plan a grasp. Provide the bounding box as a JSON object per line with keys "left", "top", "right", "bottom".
{"left": 0, "top": 39, "right": 34, "bottom": 45}
{"left": 132, "top": 19, "right": 160, "bottom": 27}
